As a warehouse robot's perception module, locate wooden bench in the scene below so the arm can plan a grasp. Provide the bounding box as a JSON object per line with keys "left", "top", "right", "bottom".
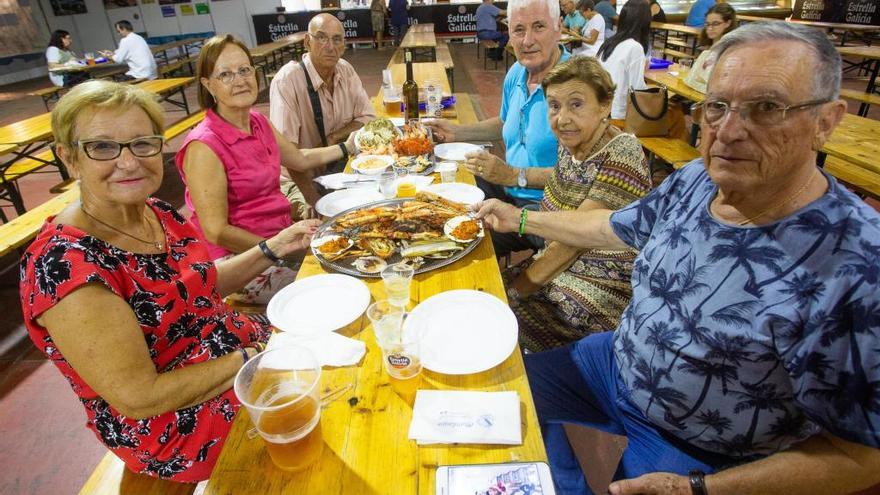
{"left": 824, "top": 155, "right": 880, "bottom": 199}
{"left": 639, "top": 136, "right": 701, "bottom": 170}
{"left": 79, "top": 452, "right": 196, "bottom": 495}
{"left": 29, "top": 86, "right": 65, "bottom": 111}
{"left": 839, "top": 88, "right": 880, "bottom": 115}
{"left": 662, "top": 47, "right": 696, "bottom": 61}
{"left": 4, "top": 148, "right": 61, "bottom": 182}
{"left": 0, "top": 185, "right": 79, "bottom": 258}
{"left": 164, "top": 110, "right": 207, "bottom": 142}
{"left": 435, "top": 42, "right": 455, "bottom": 92}
{"left": 159, "top": 56, "right": 195, "bottom": 78}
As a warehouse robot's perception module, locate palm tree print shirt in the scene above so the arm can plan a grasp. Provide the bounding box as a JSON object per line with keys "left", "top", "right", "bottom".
{"left": 608, "top": 162, "right": 880, "bottom": 457}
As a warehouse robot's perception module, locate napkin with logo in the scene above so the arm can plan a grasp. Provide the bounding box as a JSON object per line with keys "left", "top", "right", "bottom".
{"left": 265, "top": 331, "right": 366, "bottom": 367}
{"left": 408, "top": 390, "right": 522, "bottom": 445}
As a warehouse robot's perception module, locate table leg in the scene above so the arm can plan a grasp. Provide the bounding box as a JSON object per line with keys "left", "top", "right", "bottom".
{"left": 858, "top": 58, "right": 880, "bottom": 117}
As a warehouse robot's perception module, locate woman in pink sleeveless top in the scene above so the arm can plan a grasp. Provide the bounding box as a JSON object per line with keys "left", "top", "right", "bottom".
{"left": 176, "top": 35, "right": 355, "bottom": 303}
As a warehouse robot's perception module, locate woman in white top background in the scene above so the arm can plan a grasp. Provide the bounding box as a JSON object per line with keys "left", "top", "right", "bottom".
{"left": 596, "top": 0, "right": 651, "bottom": 120}
{"left": 46, "top": 30, "right": 89, "bottom": 88}
{"left": 572, "top": 0, "right": 605, "bottom": 58}
{"left": 683, "top": 3, "right": 737, "bottom": 93}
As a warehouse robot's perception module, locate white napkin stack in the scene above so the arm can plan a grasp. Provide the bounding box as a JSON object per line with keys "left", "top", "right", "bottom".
{"left": 408, "top": 390, "right": 522, "bottom": 445}
{"left": 315, "top": 173, "right": 435, "bottom": 191}
{"left": 265, "top": 331, "right": 366, "bottom": 367}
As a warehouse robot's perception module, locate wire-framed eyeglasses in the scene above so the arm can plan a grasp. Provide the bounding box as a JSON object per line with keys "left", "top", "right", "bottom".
{"left": 692, "top": 99, "right": 831, "bottom": 128}
{"left": 213, "top": 65, "right": 255, "bottom": 84}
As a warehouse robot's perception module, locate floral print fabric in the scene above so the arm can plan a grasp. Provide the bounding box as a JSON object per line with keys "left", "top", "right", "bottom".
{"left": 19, "top": 199, "right": 271, "bottom": 482}
{"left": 609, "top": 162, "right": 880, "bottom": 457}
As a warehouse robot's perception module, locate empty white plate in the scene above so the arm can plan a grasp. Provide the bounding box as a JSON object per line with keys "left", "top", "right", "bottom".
{"left": 316, "top": 188, "right": 383, "bottom": 217}
{"left": 434, "top": 142, "right": 482, "bottom": 162}
{"left": 267, "top": 274, "right": 371, "bottom": 335}
{"left": 403, "top": 290, "right": 518, "bottom": 375}
{"left": 421, "top": 182, "right": 485, "bottom": 206}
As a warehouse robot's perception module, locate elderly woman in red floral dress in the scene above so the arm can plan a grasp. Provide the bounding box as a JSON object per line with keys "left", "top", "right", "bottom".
{"left": 19, "top": 80, "right": 318, "bottom": 482}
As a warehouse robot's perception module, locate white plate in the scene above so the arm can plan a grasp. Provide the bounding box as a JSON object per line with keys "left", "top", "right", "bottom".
{"left": 267, "top": 274, "right": 371, "bottom": 335}
{"left": 434, "top": 142, "right": 482, "bottom": 162}
{"left": 421, "top": 182, "right": 485, "bottom": 206}
{"left": 403, "top": 290, "right": 518, "bottom": 375}
{"left": 316, "top": 189, "right": 383, "bottom": 217}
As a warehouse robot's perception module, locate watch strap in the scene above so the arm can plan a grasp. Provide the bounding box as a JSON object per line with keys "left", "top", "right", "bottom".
{"left": 258, "top": 240, "right": 284, "bottom": 265}
{"left": 689, "top": 470, "right": 708, "bottom": 495}
{"left": 339, "top": 142, "right": 349, "bottom": 161}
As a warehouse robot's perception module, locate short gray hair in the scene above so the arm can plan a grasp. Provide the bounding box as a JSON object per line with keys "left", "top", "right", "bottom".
{"left": 508, "top": 0, "right": 561, "bottom": 30}
{"left": 710, "top": 22, "right": 841, "bottom": 100}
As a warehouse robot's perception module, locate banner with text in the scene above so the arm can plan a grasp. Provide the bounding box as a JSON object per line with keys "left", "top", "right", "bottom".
{"left": 792, "top": 0, "right": 878, "bottom": 25}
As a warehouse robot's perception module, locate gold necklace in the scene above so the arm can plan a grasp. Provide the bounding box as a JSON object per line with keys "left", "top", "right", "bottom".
{"left": 736, "top": 171, "right": 817, "bottom": 226}
{"left": 80, "top": 205, "right": 163, "bottom": 250}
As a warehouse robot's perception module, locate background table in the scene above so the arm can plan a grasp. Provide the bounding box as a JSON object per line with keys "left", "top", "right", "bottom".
{"left": 387, "top": 62, "right": 452, "bottom": 97}
{"left": 204, "top": 93, "right": 547, "bottom": 495}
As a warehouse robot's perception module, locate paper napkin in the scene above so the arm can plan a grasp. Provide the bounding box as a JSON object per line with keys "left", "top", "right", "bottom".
{"left": 265, "top": 331, "right": 366, "bottom": 367}
{"left": 408, "top": 390, "right": 522, "bottom": 445}
{"left": 315, "top": 172, "right": 435, "bottom": 191}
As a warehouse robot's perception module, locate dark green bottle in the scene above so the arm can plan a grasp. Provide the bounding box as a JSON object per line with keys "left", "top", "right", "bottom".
{"left": 403, "top": 50, "right": 419, "bottom": 121}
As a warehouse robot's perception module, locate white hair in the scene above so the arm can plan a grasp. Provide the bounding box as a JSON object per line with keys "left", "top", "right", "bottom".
{"left": 711, "top": 22, "right": 841, "bottom": 99}
{"left": 508, "top": 0, "right": 561, "bottom": 30}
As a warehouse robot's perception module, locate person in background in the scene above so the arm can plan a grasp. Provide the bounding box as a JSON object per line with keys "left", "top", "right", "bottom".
{"left": 46, "top": 29, "right": 89, "bottom": 87}
{"left": 425, "top": 0, "right": 570, "bottom": 257}
{"left": 478, "top": 22, "right": 880, "bottom": 495}
{"left": 561, "top": 0, "right": 586, "bottom": 37}
{"left": 100, "top": 20, "right": 157, "bottom": 81}
{"left": 597, "top": 0, "right": 651, "bottom": 120}
{"left": 20, "top": 80, "right": 319, "bottom": 482}
{"left": 572, "top": 0, "right": 604, "bottom": 58}
{"left": 504, "top": 56, "right": 650, "bottom": 353}
{"left": 270, "top": 14, "right": 375, "bottom": 204}
{"left": 389, "top": 0, "right": 410, "bottom": 46}
{"left": 476, "top": 0, "right": 509, "bottom": 58}
{"left": 370, "top": 0, "right": 388, "bottom": 49}
{"left": 649, "top": 0, "right": 666, "bottom": 22}
{"left": 685, "top": 0, "right": 716, "bottom": 27}
{"left": 177, "top": 35, "right": 354, "bottom": 304}
{"left": 683, "top": 2, "right": 736, "bottom": 93}
{"left": 594, "top": 0, "right": 617, "bottom": 38}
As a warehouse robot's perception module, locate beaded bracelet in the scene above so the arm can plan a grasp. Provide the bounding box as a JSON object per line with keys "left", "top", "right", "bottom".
{"left": 518, "top": 208, "right": 528, "bottom": 237}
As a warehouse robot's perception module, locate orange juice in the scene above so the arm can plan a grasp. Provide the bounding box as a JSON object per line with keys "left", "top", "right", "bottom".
{"left": 396, "top": 182, "right": 416, "bottom": 198}
{"left": 257, "top": 394, "right": 323, "bottom": 472}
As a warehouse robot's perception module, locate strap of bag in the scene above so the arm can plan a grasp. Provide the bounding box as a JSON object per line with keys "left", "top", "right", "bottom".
{"left": 299, "top": 60, "right": 328, "bottom": 147}
{"left": 628, "top": 86, "right": 669, "bottom": 121}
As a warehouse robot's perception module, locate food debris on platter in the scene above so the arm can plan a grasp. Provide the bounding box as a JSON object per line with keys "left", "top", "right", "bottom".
{"left": 311, "top": 191, "right": 484, "bottom": 275}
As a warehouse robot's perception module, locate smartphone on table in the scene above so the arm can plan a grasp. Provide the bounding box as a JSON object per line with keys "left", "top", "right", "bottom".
{"left": 435, "top": 461, "right": 556, "bottom": 495}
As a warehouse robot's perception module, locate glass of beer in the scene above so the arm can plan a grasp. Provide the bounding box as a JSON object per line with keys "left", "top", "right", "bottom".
{"left": 367, "top": 300, "right": 422, "bottom": 405}
{"left": 383, "top": 85, "right": 402, "bottom": 117}
{"left": 234, "top": 346, "right": 323, "bottom": 472}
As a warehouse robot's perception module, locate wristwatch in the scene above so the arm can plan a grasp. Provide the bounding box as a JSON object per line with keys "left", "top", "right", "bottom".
{"left": 689, "top": 470, "right": 708, "bottom": 495}
{"left": 258, "top": 240, "right": 285, "bottom": 266}
{"left": 517, "top": 168, "right": 528, "bottom": 188}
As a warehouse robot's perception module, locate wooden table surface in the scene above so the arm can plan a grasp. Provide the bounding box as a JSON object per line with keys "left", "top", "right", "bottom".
{"left": 650, "top": 22, "right": 702, "bottom": 37}
{"left": 401, "top": 31, "right": 437, "bottom": 49}
{"left": 837, "top": 45, "right": 880, "bottom": 62}
{"left": 204, "top": 92, "right": 547, "bottom": 495}
{"left": 645, "top": 66, "right": 880, "bottom": 174}
{"left": 134, "top": 77, "right": 194, "bottom": 96}
{"left": 409, "top": 23, "right": 435, "bottom": 33}
{"left": 251, "top": 36, "right": 299, "bottom": 58}
{"left": 387, "top": 62, "right": 452, "bottom": 96}
{"left": 49, "top": 60, "right": 125, "bottom": 74}
{"left": 150, "top": 36, "right": 206, "bottom": 54}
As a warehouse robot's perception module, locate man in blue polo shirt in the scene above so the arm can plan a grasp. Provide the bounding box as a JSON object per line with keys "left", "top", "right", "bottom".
{"left": 561, "top": 0, "right": 586, "bottom": 35}
{"left": 426, "top": 0, "right": 569, "bottom": 255}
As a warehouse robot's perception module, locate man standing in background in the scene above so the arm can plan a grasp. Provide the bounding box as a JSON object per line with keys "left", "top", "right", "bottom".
{"left": 371, "top": 0, "right": 389, "bottom": 49}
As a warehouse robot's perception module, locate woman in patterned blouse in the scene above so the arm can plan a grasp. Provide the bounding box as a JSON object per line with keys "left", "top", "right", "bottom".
{"left": 504, "top": 56, "right": 651, "bottom": 352}
{"left": 19, "top": 81, "right": 319, "bottom": 482}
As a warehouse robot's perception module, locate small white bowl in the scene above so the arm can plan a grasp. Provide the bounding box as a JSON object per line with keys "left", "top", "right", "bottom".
{"left": 351, "top": 154, "right": 395, "bottom": 175}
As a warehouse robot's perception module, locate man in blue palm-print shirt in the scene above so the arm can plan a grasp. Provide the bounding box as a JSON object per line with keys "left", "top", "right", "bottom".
{"left": 477, "top": 22, "right": 880, "bottom": 495}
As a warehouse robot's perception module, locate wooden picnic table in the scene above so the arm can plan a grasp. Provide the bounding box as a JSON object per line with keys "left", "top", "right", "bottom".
{"left": 401, "top": 30, "right": 437, "bottom": 62}
{"left": 837, "top": 45, "right": 880, "bottom": 115}
{"left": 203, "top": 92, "right": 547, "bottom": 495}
{"left": 387, "top": 61, "right": 452, "bottom": 96}
{"left": 135, "top": 77, "right": 194, "bottom": 114}
{"left": 150, "top": 36, "right": 206, "bottom": 64}
{"left": 644, "top": 66, "right": 880, "bottom": 176}
{"left": 409, "top": 23, "right": 435, "bottom": 33}
{"left": 251, "top": 34, "right": 303, "bottom": 71}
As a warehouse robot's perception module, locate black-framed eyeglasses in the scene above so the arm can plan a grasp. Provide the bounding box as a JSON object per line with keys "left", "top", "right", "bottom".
{"left": 213, "top": 65, "right": 255, "bottom": 84}
{"left": 691, "top": 99, "right": 831, "bottom": 128}
{"left": 76, "top": 135, "right": 165, "bottom": 161}
{"left": 704, "top": 21, "right": 727, "bottom": 28}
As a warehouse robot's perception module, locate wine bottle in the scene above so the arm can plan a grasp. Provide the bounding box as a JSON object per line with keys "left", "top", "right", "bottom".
{"left": 402, "top": 50, "right": 419, "bottom": 121}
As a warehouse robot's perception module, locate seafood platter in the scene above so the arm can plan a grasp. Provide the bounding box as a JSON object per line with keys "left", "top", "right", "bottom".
{"left": 310, "top": 191, "right": 485, "bottom": 277}
{"left": 354, "top": 118, "right": 436, "bottom": 175}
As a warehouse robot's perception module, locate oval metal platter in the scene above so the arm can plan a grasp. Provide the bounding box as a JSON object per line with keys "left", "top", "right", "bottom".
{"left": 311, "top": 198, "right": 483, "bottom": 278}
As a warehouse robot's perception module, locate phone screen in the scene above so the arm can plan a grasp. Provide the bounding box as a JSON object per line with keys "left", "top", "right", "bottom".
{"left": 437, "top": 462, "right": 555, "bottom": 495}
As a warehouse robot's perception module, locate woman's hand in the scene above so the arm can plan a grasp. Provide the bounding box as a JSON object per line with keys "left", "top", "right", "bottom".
{"left": 423, "top": 119, "right": 458, "bottom": 143}
{"left": 474, "top": 199, "right": 520, "bottom": 233}
{"left": 344, "top": 130, "right": 358, "bottom": 156}
{"left": 266, "top": 219, "right": 321, "bottom": 258}
{"left": 463, "top": 150, "right": 517, "bottom": 186}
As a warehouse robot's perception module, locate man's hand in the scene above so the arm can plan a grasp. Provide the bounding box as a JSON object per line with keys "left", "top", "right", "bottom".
{"left": 608, "top": 473, "right": 692, "bottom": 495}
{"left": 423, "top": 119, "right": 459, "bottom": 143}
{"left": 463, "top": 150, "right": 517, "bottom": 186}
{"left": 474, "top": 199, "right": 520, "bottom": 233}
